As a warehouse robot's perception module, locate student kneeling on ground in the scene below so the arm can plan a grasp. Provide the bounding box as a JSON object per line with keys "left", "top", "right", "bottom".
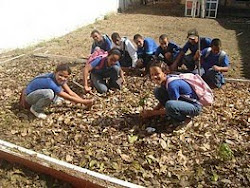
{"left": 23, "top": 64, "right": 94, "bottom": 119}
{"left": 155, "top": 34, "right": 181, "bottom": 67}
{"left": 111, "top": 32, "right": 139, "bottom": 68}
{"left": 140, "top": 61, "right": 202, "bottom": 125}
{"left": 171, "top": 28, "right": 211, "bottom": 72}
{"left": 193, "top": 38, "right": 230, "bottom": 88}
{"left": 133, "top": 34, "right": 158, "bottom": 70}
{"left": 83, "top": 48, "right": 125, "bottom": 94}
{"left": 90, "top": 29, "right": 112, "bottom": 53}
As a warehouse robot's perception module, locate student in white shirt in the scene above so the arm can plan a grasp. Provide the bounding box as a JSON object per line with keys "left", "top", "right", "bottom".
{"left": 111, "top": 32, "right": 138, "bottom": 68}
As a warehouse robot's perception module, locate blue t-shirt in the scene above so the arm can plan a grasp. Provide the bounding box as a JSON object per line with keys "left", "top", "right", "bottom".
{"left": 155, "top": 41, "right": 180, "bottom": 59}
{"left": 167, "top": 79, "right": 198, "bottom": 101}
{"left": 26, "top": 73, "right": 62, "bottom": 95}
{"left": 182, "top": 37, "right": 212, "bottom": 56}
{"left": 91, "top": 34, "right": 112, "bottom": 53}
{"left": 90, "top": 57, "right": 120, "bottom": 73}
{"left": 137, "top": 37, "right": 158, "bottom": 56}
{"left": 201, "top": 48, "right": 230, "bottom": 72}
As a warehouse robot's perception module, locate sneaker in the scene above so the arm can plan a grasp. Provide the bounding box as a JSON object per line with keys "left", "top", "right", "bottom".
{"left": 30, "top": 106, "right": 47, "bottom": 119}
{"left": 54, "top": 96, "right": 64, "bottom": 105}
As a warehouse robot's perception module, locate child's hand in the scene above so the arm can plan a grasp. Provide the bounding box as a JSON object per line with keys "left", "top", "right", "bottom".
{"left": 84, "top": 86, "right": 91, "bottom": 93}
{"left": 140, "top": 110, "right": 153, "bottom": 119}
{"left": 212, "top": 65, "right": 220, "bottom": 72}
{"left": 194, "top": 50, "right": 200, "bottom": 61}
{"left": 85, "top": 99, "right": 95, "bottom": 107}
{"left": 122, "top": 77, "right": 126, "bottom": 84}
{"left": 136, "top": 59, "right": 144, "bottom": 68}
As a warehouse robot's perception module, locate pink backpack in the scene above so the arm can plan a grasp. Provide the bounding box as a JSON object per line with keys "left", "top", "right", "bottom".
{"left": 86, "top": 49, "right": 108, "bottom": 69}
{"left": 166, "top": 73, "right": 214, "bottom": 106}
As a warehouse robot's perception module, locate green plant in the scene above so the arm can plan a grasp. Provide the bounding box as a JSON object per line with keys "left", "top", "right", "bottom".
{"left": 218, "top": 143, "right": 234, "bottom": 161}
{"left": 139, "top": 93, "right": 149, "bottom": 109}
{"left": 211, "top": 171, "right": 219, "bottom": 182}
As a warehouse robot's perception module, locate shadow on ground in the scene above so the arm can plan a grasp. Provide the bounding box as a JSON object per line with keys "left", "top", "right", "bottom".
{"left": 125, "top": 0, "right": 185, "bottom": 17}
{"left": 91, "top": 113, "right": 181, "bottom": 137}
{"left": 217, "top": 5, "right": 250, "bottom": 79}
{"left": 125, "top": 1, "right": 250, "bottom": 79}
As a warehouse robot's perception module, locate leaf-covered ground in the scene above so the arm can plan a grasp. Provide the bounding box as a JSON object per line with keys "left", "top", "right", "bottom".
{"left": 0, "top": 159, "right": 71, "bottom": 187}
{"left": 0, "top": 1, "right": 249, "bottom": 187}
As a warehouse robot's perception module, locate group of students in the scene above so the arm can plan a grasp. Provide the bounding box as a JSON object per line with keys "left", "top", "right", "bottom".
{"left": 87, "top": 28, "right": 229, "bottom": 89}
{"left": 21, "top": 28, "right": 230, "bottom": 127}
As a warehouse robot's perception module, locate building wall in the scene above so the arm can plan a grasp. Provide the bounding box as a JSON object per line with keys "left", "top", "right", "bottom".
{"left": 220, "top": 0, "right": 250, "bottom": 6}
{"left": 0, "top": 0, "right": 140, "bottom": 53}
{"left": 180, "top": 0, "right": 250, "bottom": 6}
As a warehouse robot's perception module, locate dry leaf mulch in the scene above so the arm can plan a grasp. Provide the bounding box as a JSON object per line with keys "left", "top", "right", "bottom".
{"left": 0, "top": 159, "right": 71, "bottom": 187}
{"left": 0, "top": 1, "right": 250, "bottom": 186}
{"left": 0, "top": 56, "right": 249, "bottom": 187}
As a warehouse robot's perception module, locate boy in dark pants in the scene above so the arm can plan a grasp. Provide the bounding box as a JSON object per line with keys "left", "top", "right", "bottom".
{"left": 133, "top": 34, "right": 158, "bottom": 70}
{"left": 193, "top": 38, "right": 230, "bottom": 88}
{"left": 155, "top": 34, "right": 180, "bottom": 67}
{"left": 111, "top": 32, "right": 138, "bottom": 68}
{"left": 171, "top": 28, "right": 211, "bottom": 71}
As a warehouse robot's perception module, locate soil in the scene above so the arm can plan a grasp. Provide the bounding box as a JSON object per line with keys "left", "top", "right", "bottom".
{"left": 0, "top": 1, "right": 249, "bottom": 187}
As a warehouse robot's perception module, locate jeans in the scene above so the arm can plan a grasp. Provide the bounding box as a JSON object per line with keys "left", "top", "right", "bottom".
{"left": 193, "top": 67, "right": 225, "bottom": 88}
{"left": 26, "top": 89, "right": 54, "bottom": 112}
{"left": 165, "top": 100, "right": 202, "bottom": 122}
{"left": 154, "top": 86, "right": 202, "bottom": 122}
{"left": 91, "top": 65, "right": 121, "bottom": 93}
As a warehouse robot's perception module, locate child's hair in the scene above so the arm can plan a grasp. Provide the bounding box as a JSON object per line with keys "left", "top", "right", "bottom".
{"left": 149, "top": 59, "right": 169, "bottom": 73}
{"left": 111, "top": 32, "right": 121, "bottom": 41}
{"left": 108, "top": 47, "right": 122, "bottom": 58}
{"left": 133, "top": 34, "right": 143, "bottom": 41}
{"left": 211, "top": 38, "right": 221, "bottom": 47}
{"left": 159, "top": 34, "right": 168, "bottom": 41}
{"left": 91, "top": 29, "right": 101, "bottom": 36}
{"left": 55, "top": 64, "right": 72, "bottom": 74}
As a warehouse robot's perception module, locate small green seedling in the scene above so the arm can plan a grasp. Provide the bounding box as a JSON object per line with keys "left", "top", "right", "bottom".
{"left": 139, "top": 93, "right": 149, "bottom": 110}
{"left": 218, "top": 143, "right": 234, "bottom": 161}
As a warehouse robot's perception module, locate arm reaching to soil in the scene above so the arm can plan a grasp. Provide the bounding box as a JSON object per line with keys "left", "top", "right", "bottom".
{"left": 82, "top": 64, "right": 93, "bottom": 93}
{"left": 213, "top": 65, "right": 229, "bottom": 72}
{"left": 140, "top": 109, "right": 166, "bottom": 119}
{"left": 59, "top": 83, "right": 94, "bottom": 107}
{"left": 170, "top": 51, "right": 184, "bottom": 71}
{"left": 120, "top": 69, "right": 126, "bottom": 83}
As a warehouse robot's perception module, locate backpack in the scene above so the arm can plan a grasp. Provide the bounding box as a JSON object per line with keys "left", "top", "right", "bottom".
{"left": 103, "top": 34, "right": 112, "bottom": 43}
{"left": 19, "top": 88, "right": 31, "bottom": 109}
{"left": 86, "top": 49, "right": 108, "bottom": 69}
{"left": 119, "top": 37, "right": 133, "bottom": 67}
{"left": 204, "top": 47, "right": 226, "bottom": 65}
{"left": 103, "top": 34, "right": 112, "bottom": 49}
{"left": 166, "top": 73, "right": 214, "bottom": 106}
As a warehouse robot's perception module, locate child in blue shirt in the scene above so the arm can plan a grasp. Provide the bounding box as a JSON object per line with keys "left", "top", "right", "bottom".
{"left": 133, "top": 34, "right": 158, "bottom": 69}
{"left": 25, "top": 64, "right": 94, "bottom": 119}
{"left": 171, "top": 28, "right": 211, "bottom": 71}
{"left": 83, "top": 48, "right": 125, "bottom": 94}
{"left": 193, "top": 38, "right": 230, "bottom": 88}
{"left": 140, "top": 61, "right": 202, "bottom": 124}
{"left": 155, "top": 34, "right": 180, "bottom": 66}
{"left": 90, "top": 30, "right": 112, "bottom": 53}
